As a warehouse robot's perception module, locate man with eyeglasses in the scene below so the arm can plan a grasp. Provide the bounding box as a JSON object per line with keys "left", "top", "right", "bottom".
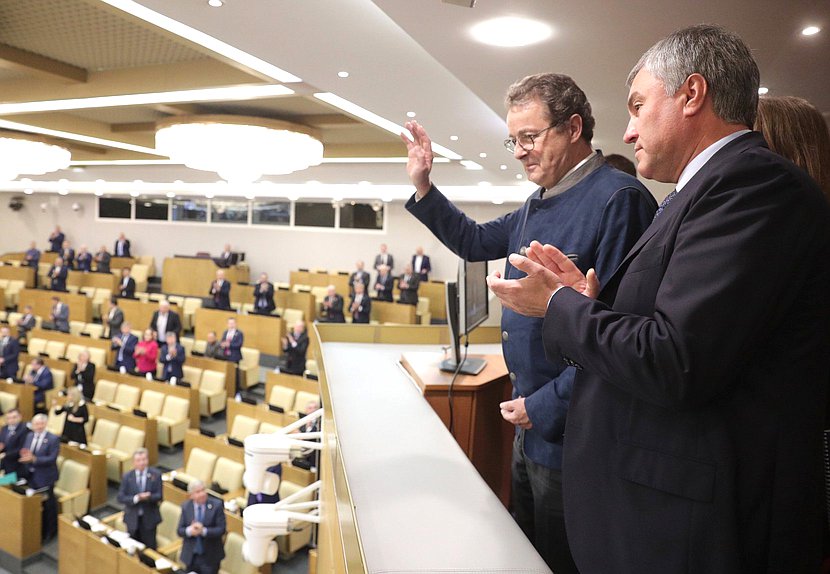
{"left": 402, "top": 73, "right": 656, "bottom": 573}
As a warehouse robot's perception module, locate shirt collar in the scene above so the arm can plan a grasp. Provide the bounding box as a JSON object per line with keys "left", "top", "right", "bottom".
{"left": 676, "top": 130, "right": 750, "bottom": 192}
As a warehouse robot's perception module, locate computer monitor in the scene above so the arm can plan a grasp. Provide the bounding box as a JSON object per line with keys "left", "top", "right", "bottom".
{"left": 440, "top": 259, "right": 489, "bottom": 375}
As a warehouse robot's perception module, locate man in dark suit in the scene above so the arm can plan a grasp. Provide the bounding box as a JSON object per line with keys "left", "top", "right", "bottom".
{"left": 177, "top": 480, "right": 226, "bottom": 574}
{"left": 47, "top": 226, "right": 64, "bottom": 253}
{"left": 411, "top": 246, "right": 431, "bottom": 281}
{"left": 349, "top": 282, "right": 371, "bottom": 324}
{"left": 281, "top": 321, "right": 309, "bottom": 376}
{"left": 348, "top": 261, "right": 371, "bottom": 297}
{"left": 25, "top": 358, "right": 53, "bottom": 412}
{"left": 117, "top": 448, "right": 162, "bottom": 549}
{"left": 397, "top": 263, "right": 419, "bottom": 306}
{"left": 114, "top": 232, "right": 131, "bottom": 258}
{"left": 160, "top": 332, "right": 185, "bottom": 381}
{"left": 75, "top": 245, "right": 93, "bottom": 272}
{"left": 0, "top": 409, "right": 30, "bottom": 476}
{"left": 16, "top": 305, "right": 36, "bottom": 342}
{"left": 104, "top": 298, "right": 124, "bottom": 338}
{"left": 48, "top": 256, "right": 68, "bottom": 291}
{"left": 94, "top": 245, "right": 111, "bottom": 273}
{"left": 219, "top": 243, "right": 237, "bottom": 267}
{"left": 373, "top": 243, "right": 394, "bottom": 272}
{"left": 489, "top": 25, "right": 830, "bottom": 573}
{"left": 252, "top": 272, "right": 275, "bottom": 314}
{"left": 209, "top": 270, "right": 231, "bottom": 310}
{"left": 60, "top": 241, "right": 75, "bottom": 270}
{"left": 149, "top": 300, "right": 182, "bottom": 344}
{"left": 118, "top": 267, "right": 136, "bottom": 298}
{"left": 320, "top": 285, "right": 345, "bottom": 323}
{"left": 47, "top": 296, "right": 70, "bottom": 333}
{"left": 0, "top": 326, "right": 20, "bottom": 379}
{"left": 24, "top": 241, "right": 40, "bottom": 269}
{"left": 112, "top": 322, "right": 138, "bottom": 373}
{"left": 219, "top": 317, "right": 243, "bottom": 363}
{"left": 19, "top": 413, "right": 59, "bottom": 540}
{"left": 374, "top": 265, "right": 394, "bottom": 302}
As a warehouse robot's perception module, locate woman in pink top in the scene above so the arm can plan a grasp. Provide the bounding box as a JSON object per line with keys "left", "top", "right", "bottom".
{"left": 133, "top": 328, "right": 159, "bottom": 376}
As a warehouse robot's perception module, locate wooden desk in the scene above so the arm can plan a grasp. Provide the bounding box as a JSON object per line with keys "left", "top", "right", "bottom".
{"left": 110, "top": 257, "right": 138, "bottom": 272}
{"left": 0, "top": 380, "right": 35, "bottom": 421}
{"left": 193, "top": 307, "right": 284, "bottom": 357}
{"left": 117, "top": 298, "right": 181, "bottom": 335}
{"left": 161, "top": 257, "right": 247, "bottom": 298}
{"left": 419, "top": 281, "right": 447, "bottom": 321}
{"left": 68, "top": 271, "right": 118, "bottom": 292}
{"left": 0, "top": 265, "right": 35, "bottom": 288}
{"left": 19, "top": 289, "right": 93, "bottom": 323}
{"left": 58, "top": 517, "right": 88, "bottom": 574}
{"left": 61, "top": 443, "right": 108, "bottom": 509}
{"left": 371, "top": 300, "right": 417, "bottom": 324}
{"left": 401, "top": 352, "right": 513, "bottom": 506}
{"left": 0, "top": 484, "right": 42, "bottom": 564}
{"left": 289, "top": 270, "right": 350, "bottom": 295}
{"left": 88, "top": 403, "right": 158, "bottom": 465}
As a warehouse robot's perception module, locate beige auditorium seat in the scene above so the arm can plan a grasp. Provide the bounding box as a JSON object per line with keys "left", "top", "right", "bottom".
{"left": 6, "top": 311, "right": 20, "bottom": 325}
{"left": 5, "top": 280, "right": 25, "bottom": 307}
{"left": 137, "top": 390, "right": 166, "bottom": 418}
{"left": 87, "top": 348, "right": 107, "bottom": 369}
{"left": 0, "top": 392, "right": 17, "bottom": 414}
{"left": 66, "top": 286, "right": 80, "bottom": 295}
{"left": 65, "top": 343, "right": 86, "bottom": 363}
{"left": 54, "top": 459, "right": 91, "bottom": 517}
{"left": 240, "top": 303, "right": 254, "bottom": 315}
{"left": 303, "top": 359, "right": 319, "bottom": 379}
{"left": 282, "top": 308, "right": 304, "bottom": 325}
{"left": 69, "top": 321, "right": 85, "bottom": 336}
{"left": 258, "top": 422, "right": 280, "bottom": 434}
{"left": 88, "top": 419, "right": 120, "bottom": 451}
{"left": 268, "top": 386, "right": 296, "bottom": 413}
{"left": 156, "top": 500, "right": 183, "bottom": 557}
{"left": 45, "top": 340, "right": 67, "bottom": 360}
{"left": 45, "top": 369, "right": 66, "bottom": 406}
{"left": 175, "top": 448, "right": 217, "bottom": 485}
{"left": 92, "top": 289, "right": 111, "bottom": 319}
{"left": 148, "top": 293, "right": 165, "bottom": 302}
{"left": 191, "top": 339, "right": 207, "bottom": 355}
{"left": 238, "top": 348, "right": 260, "bottom": 389}
{"left": 182, "top": 365, "right": 203, "bottom": 387}
{"left": 130, "top": 264, "right": 149, "bottom": 293}
{"left": 46, "top": 405, "right": 66, "bottom": 436}
{"left": 92, "top": 379, "right": 119, "bottom": 405}
{"left": 210, "top": 457, "right": 245, "bottom": 497}
{"left": 134, "top": 292, "right": 150, "bottom": 303}
{"left": 292, "top": 390, "right": 320, "bottom": 414}
{"left": 219, "top": 531, "right": 257, "bottom": 574}
{"left": 277, "top": 480, "right": 315, "bottom": 556}
{"left": 78, "top": 287, "right": 95, "bottom": 297}
{"left": 179, "top": 337, "right": 195, "bottom": 356}
{"left": 167, "top": 295, "right": 185, "bottom": 308}
{"left": 111, "top": 385, "right": 141, "bottom": 411}
{"left": 199, "top": 371, "right": 227, "bottom": 416}
{"left": 137, "top": 255, "right": 156, "bottom": 278}
{"left": 182, "top": 298, "right": 202, "bottom": 331}
{"left": 228, "top": 415, "right": 260, "bottom": 442}
{"left": 106, "top": 426, "right": 146, "bottom": 481}
{"left": 156, "top": 396, "right": 190, "bottom": 447}
{"left": 82, "top": 323, "right": 104, "bottom": 338}
{"left": 27, "top": 337, "right": 47, "bottom": 357}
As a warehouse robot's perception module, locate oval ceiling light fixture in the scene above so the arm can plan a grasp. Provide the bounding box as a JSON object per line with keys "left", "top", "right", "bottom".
{"left": 0, "top": 133, "right": 71, "bottom": 182}
{"left": 470, "top": 17, "right": 552, "bottom": 47}
{"left": 802, "top": 25, "right": 821, "bottom": 36}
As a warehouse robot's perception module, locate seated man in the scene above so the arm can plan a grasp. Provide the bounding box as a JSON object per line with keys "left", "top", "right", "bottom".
{"left": 118, "top": 267, "right": 136, "bottom": 298}
{"left": 48, "top": 257, "right": 68, "bottom": 291}
{"left": 397, "top": 263, "right": 420, "bottom": 306}
{"left": 374, "top": 264, "right": 394, "bottom": 302}
{"left": 209, "top": 270, "right": 231, "bottom": 310}
{"left": 45, "top": 296, "right": 70, "bottom": 333}
{"left": 0, "top": 408, "right": 30, "bottom": 476}
{"left": 0, "top": 326, "right": 20, "bottom": 379}
{"left": 112, "top": 322, "right": 138, "bottom": 373}
{"left": 280, "top": 321, "right": 309, "bottom": 376}
{"left": 94, "top": 245, "right": 111, "bottom": 273}
{"left": 25, "top": 358, "right": 53, "bottom": 412}
{"left": 75, "top": 245, "right": 93, "bottom": 272}
{"left": 219, "top": 318, "right": 243, "bottom": 363}
{"left": 16, "top": 305, "right": 36, "bottom": 342}
{"left": 160, "top": 332, "right": 185, "bottom": 382}
{"left": 320, "top": 285, "right": 345, "bottom": 323}
{"left": 350, "top": 282, "right": 372, "bottom": 323}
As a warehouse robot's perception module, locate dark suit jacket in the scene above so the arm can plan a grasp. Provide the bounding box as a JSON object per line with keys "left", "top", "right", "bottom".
{"left": 118, "top": 277, "right": 136, "bottom": 298}
{"left": 282, "top": 332, "right": 309, "bottom": 375}
{"left": 21, "top": 431, "right": 59, "bottom": 488}
{"left": 397, "top": 273, "right": 419, "bottom": 305}
{"left": 25, "top": 248, "right": 40, "bottom": 268}
{"left": 160, "top": 344, "right": 185, "bottom": 380}
{"left": 73, "top": 362, "right": 96, "bottom": 400}
{"left": 253, "top": 282, "right": 275, "bottom": 314}
{"left": 114, "top": 239, "right": 131, "bottom": 258}
{"left": 177, "top": 497, "right": 226, "bottom": 568}
{"left": 30, "top": 366, "right": 53, "bottom": 404}
{"left": 49, "top": 265, "right": 68, "bottom": 291}
{"left": 321, "top": 295, "right": 345, "bottom": 323}
{"left": 48, "top": 232, "right": 64, "bottom": 253}
{"left": 105, "top": 307, "right": 124, "bottom": 338}
{"left": 95, "top": 251, "right": 111, "bottom": 273}
{"left": 348, "top": 270, "right": 371, "bottom": 294}
{"left": 17, "top": 314, "right": 36, "bottom": 340}
{"left": 0, "top": 336, "right": 20, "bottom": 379}
{"left": 412, "top": 254, "right": 432, "bottom": 281}
{"left": 374, "top": 273, "right": 394, "bottom": 302}
{"left": 373, "top": 253, "right": 394, "bottom": 272}
{"left": 75, "top": 252, "right": 93, "bottom": 272}
{"left": 52, "top": 303, "right": 70, "bottom": 333}
{"left": 0, "top": 424, "right": 30, "bottom": 475}
{"left": 113, "top": 333, "right": 139, "bottom": 372}
{"left": 209, "top": 280, "right": 231, "bottom": 310}
{"left": 117, "top": 467, "right": 163, "bottom": 531}
{"left": 220, "top": 329, "right": 244, "bottom": 362}
{"left": 349, "top": 294, "right": 371, "bottom": 323}
{"left": 543, "top": 133, "right": 830, "bottom": 573}
{"left": 61, "top": 248, "right": 75, "bottom": 269}
{"left": 149, "top": 311, "right": 182, "bottom": 342}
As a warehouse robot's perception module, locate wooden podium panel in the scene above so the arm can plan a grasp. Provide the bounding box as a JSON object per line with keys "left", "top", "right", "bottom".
{"left": 19, "top": 289, "right": 93, "bottom": 323}
{"left": 193, "top": 307, "right": 284, "bottom": 357}
{"left": 68, "top": 271, "right": 118, "bottom": 292}
{"left": 289, "top": 270, "right": 350, "bottom": 295}
{"left": 161, "top": 257, "right": 246, "bottom": 298}
{"left": 116, "top": 297, "right": 182, "bottom": 335}
{"left": 371, "top": 301, "right": 416, "bottom": 324}
{"left": 61, "top": 443, "right": 108, "bottom": 509}
{"left": 401, "top": 352, "right": 513, "bottom": 506}
{"left": 58, "top": 517, "right": 88, "bottom": 574}
{"left": 0, "top": 485, "right": 42, "bottom": 560}
{"left": 0, "top": 266, "right": 35, "bottom": 288}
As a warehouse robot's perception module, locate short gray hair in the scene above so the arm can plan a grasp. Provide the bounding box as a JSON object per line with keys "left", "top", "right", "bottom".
{"left": 32, "top": 413, "right": 48, "bottom": 424}
{"left": 187, "top": 479, "right": 205, "bottom": 493}
{"left": 505, "top": 73, "right": 595, "bottom": 143}
{"left": 627, "top": 24, "right": 759, "bottom": 127}
{"left": 133, "top": 447, "right": 148, "bottom": 458}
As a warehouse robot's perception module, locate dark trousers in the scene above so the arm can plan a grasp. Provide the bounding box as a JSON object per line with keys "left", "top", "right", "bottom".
{"left": 188, "top": 553, "right": 219, "bottom": 574}
{"left": 512, "top": 430, "right": 579, "bottom": 574}
{"left": 41, "top": 487, "right": 58, "bottom": 541}
{"left": 130, "top": 514, "right": 158, "bottom": 550}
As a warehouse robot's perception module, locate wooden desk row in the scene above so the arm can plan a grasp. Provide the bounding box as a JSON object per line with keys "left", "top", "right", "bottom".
{"left": 193, "top": 307, "right": 284, "bottom": 357}
{"left": 161, "top": 257, "right": 248, "bottom": 298}
{"left": 0, "top": 265, "right": 35, "bottom": 288}
{"left": 19, "top": 288, "right": 93, "bottom": 323}
{"left": 289, "top": 270, "right": 350, "bottom": 296}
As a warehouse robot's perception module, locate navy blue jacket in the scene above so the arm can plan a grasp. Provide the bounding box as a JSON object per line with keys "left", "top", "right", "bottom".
{"left": 0, "top": 336, "right": 20, "bottom": 379}
{"left": 177, "top": 496, "right": 226, "bottom": 569}
{"left": 350, "top": 294, "right": 372, "bottom": 323}
{"left": 30, "top": 366, "right": 53, "bottom": 403}
{"left": 0, "top": 423, "right": 30, "bottom": 475}
{"left": 407, "top": 160, "right": 656, "bottom": 469}
{"left": 220, "top": 329, "right": 244, "bottom": 362}
{"left": 76, "top": 252, "right": 93, "bottom": 272}
{"left": 117, "top": 466, "right": 163, "bottom": 531}
{"left": 48, "top": 232, "right": 64, "bottom": 253}
{"left": 160, "top": 343, "right": 185, "bottom": 380}
{"left": 22, "top": 431, "right": 59, "bottom": 488}
{"left": 210, "top": 280, "right": 231, "bottom": 310}
{"left": 49, "top": 265, "right": 68, "bottom": 291}
{"left": 113, "top": 333, "right": 139, "bottom": 372}
{"left": 253, "top": 282, "right": 275, "bottom": 313}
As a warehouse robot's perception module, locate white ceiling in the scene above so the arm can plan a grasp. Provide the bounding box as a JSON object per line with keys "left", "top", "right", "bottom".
{"left": 2, "top": 0, "right": 828, "bottom": 202}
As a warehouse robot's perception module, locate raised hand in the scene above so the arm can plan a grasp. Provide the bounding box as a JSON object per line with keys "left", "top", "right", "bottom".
{"left": 525, "top": 241, "right": 600, "bottom": 298}
{"left": 400, "top": 121, "right": 434, "bottom": 196}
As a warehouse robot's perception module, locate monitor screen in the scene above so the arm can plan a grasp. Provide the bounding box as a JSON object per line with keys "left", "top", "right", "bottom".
{"left": 460, "top": 259, "right": 489, "bottom": 335}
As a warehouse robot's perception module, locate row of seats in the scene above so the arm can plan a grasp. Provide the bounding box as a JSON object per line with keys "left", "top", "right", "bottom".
{"left": 268, "top": 386, "right": 321, "bottom": 418}
{"left": 37, "top": 262, "right": 150, "bottom": 293}
{"left": 0, "top": 279, "right": 27, "bottom": 307}
{"left": 27, "top": 337, "right": 107, "bottom": 366}
{"left": 172, "top": 448, "right": 244, "bottom": 496}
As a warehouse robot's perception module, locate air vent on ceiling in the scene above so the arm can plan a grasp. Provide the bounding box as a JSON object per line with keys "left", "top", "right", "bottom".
{"left": 443, "top": 0, "right": 476, "bottom": 7}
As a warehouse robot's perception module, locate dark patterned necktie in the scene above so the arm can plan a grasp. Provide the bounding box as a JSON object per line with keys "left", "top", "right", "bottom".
{"left": 653, "top": 189, "right": 679, "bottom": 221}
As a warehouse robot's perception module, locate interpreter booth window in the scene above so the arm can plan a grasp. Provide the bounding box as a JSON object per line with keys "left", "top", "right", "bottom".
{"left": 98, "top": 197, "right": 132, "bottom": 219}
{"left": 135, "top": 198, "right": 170, "bottom": 221}
{"left": 295, "top": 201, "right": 335, "bottom": 228}
{"left": 172, "top": 199, "right": 208, "bottom": 222}
{"left": 340, "top": 202, "right": 384, "bottom": 230}
{"left": 210, "top": 200, "right": 249, "bottom": 224}
{"left": 252, "top": 200, "right": 291, "bottom": 226}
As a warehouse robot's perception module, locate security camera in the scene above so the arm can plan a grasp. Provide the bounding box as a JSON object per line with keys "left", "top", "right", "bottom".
{"left": 8, "top": 197, "right": 24, "bottom": 211}
{"left": 241, "top": 505, "right": 286, "bottom": 566}
{"left": 71, "top": 202, "right": 81, "bottom": 212}
{"left": 243, "top": 434, "right": 292, "bottom": 495}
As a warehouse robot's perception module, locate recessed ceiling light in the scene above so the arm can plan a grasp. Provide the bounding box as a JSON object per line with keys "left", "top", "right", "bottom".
{"left": 479, "top": 152, "right": 487, "bottom": 158}
{"left": 338, "top": 71, "right": 349, "bottom": 78}
{"left": 205, "top": 192, "right": 215, "bottom": 199}
{"left": 358, "top": 180, "right": 372, "bottom": 186}
{"left": 758, "top": 87, "right": 769, "bottom": 95}
{"left": 500, "top": 164, "right": 508, "bottom": 170}
{"left": 478, "top": 181, "right": 492, "bottom": 187}
{"left": 802, "top": 26, "right": 821, "bottom": 36}
{"left": 130, "top": 190, "right": 140, "bottom": 198}
{"left": 207, "top": 0, "right": 223, "bottom": 6}
{"left": 470, "top": 17, "right": 552, "bottom": 48}
{"left": 406, "top": 112, "right": 417, "bottom": 118}
{"left": 24, "top": 189, "right": 33, "bottom": 195}
{"left": 516, "top": 174, "right": 523, "bottom": 179}
{"left": 450, "top": 135, "right": 459, "bottom": 141}
{"left": 58, "top": 190, "right": 69, "bottom": 196}
{"left": 71, "top": 167, "right": 85, "bottom": 173}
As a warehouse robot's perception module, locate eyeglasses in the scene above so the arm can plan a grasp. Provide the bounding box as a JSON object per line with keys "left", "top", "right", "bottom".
{"left": 504, "top": 124, "right": 557, "bottom": 153}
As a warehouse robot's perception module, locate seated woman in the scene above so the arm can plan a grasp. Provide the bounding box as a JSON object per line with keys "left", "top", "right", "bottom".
{"left": 55, "top": 386, "right": 89, "bottom": 444}
{"left": 73, "top": 350, "right": 96, "bottom": 401}
{"left": 134, "top": 328, "right": 159, "bottom": 377}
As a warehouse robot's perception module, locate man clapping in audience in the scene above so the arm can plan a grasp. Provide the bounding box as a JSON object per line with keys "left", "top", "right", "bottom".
{"left": 75, "top": 245, "right": 93, "bottom": 272}
{"left": 0, "top": 326, "right": 20, "bottom": 379}
{"left": 94, "top": 245, "right": 111, "bottom": 273}
{"left": 160, "top": 332, "right": 185, "bottom": 381}
{"left": 350, "top": 282, "right": 371, "bottom": 324}
{"left": 209, "top": 269, "right": 231, "bottom": 310}
{"left": 117, "top": 448, "right": 162, "bottom": 549}
{"left": 253, "top": 272, "right": 275, "bottom": 315}
{"left": 374, "top": 264, "right": 394, "bottom": 302}
{"left": 112, "top": 322, "right": 138, "bottom": 373}
{"left": 280, "top": 321, "right": 309, "bottom": 376}
{"left": 397, "top": 263, "right": 419, "bottom": 306}
{"left": 320, "top": 285, "right": 345, "bottom": 323}
{"left": 47, "top": 226, "right": 64, "bottom": 253}
{"left": 348, "top": 260, "right": 370, "bottom": 296}
{"left": 118, "top": 267, "right": 136, "bottom": 298}
{"left": 48, "top": 257, "right": 68, "bottom": 291}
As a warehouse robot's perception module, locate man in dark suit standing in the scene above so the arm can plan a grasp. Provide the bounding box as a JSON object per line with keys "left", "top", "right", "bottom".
{"left": 374, "top": 265, "right": 394, "bottom": 302}
{"left": 177, "top": 480, "right": 226, "bottom": 574}
{"left": 252, "top": 272, "right": 275, "bottom": 315}
{"left": 411, "top": 246, "right": 431, "bottom": 281}
{"left": 348, "top": 261, "right": 371, "bottom": 297}
{"left": 209, "top": 270, "right": 231, "bottom": 310}
{"left": 19, "top": 413, "right": 59, "bottom": 540}
{"left": 117, "top": 448, "right": 162, "bottom": 549}
{"left": 0, "top": 409, "right": 30, "bottom": 477}
{"left": 489, "top": 25, "right": 830, "bottom": 573}
{"left": 47, "top": 226, "right": 64, "bottom": 253}
{"left": 25, "top": 358, "right": 53, "bottom": 413}
{"left": 149, "top": 300, "right": 182, "bottom": 344}
{"left": 60, "top": 240, "right": 75, "bottom": 270}
{"left": 105, "top": 298, "right": 124, "bottom": 338}
{"left": 160, "top": 332, "right": 185, "bottom": 381}
{"left": 219, "top": 317, "right": 243, "bottom": 363}
{"left": 94, "top": 245, "right": 111, "bottom": 273}
{"left": 219, "top": 243, "right": 236, "bottom": 267}
{"left": 349, "top": 282, "right": 371, "bottom": 324}
{"left": 114, "top": 232, "right": 131, "bottom": 258}
{"left": 48, "top": 257, "right": 68, "bottom": 291}
{"left": 112, "top": 322, "right": 139, "bottom": 373}
{"left": 281, "top": 321, "right": 309, "bottom": 376}
{"left": 118, "top": 267, "right": 136, "bottom": 298}
{"left": 0, "top": 326, "right": 20, "bottom": 379}
{"left": 24, "top": 241, "right": 40, "bottom": 269}
{"left": 75, "top": 245, "right": 93, "bottom": 272}
{"left": 373, "top": 243, "right": 394, "bottom": 273}
{"left": 48, "top": 296, "right": 70, "bottom": 333}
{"left": 320, "top": 285, "right": 345, "bottom": 323}
{"left": 397, "top": 263, "right": 419, "bottom": 306}
{"left": 16, "top": 305, "right": 36, "bottom": 342}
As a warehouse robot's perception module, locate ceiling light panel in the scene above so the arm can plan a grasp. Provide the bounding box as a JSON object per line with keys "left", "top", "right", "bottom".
{"left": 470, "top": 17, "right": 552, "bottom": 47}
